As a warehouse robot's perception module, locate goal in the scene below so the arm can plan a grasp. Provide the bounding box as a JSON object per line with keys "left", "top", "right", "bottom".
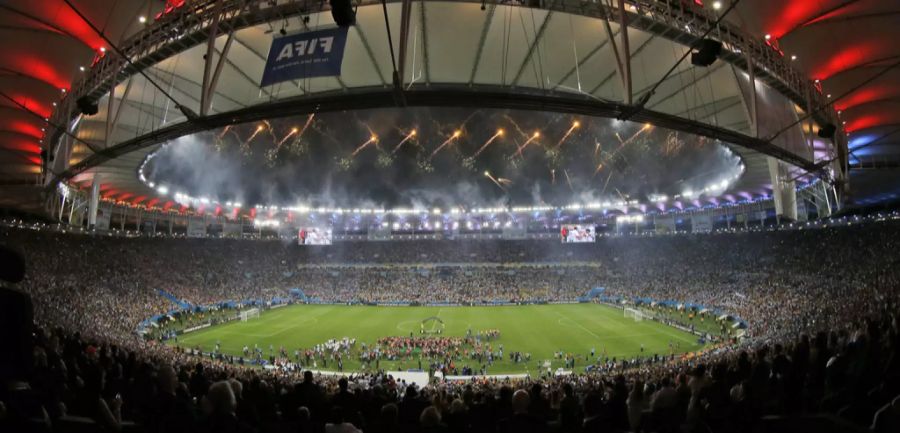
{"left": 624, "top": 308, "right": 645, "bottom": 322}
{"left": 240, "top": 308, "right": 260, "bottom": 322}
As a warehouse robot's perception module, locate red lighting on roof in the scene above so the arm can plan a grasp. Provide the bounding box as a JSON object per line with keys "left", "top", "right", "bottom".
{"left": 1, "top": 137, "right": 42, "bottom": 154}
{"left": 765, "top": 1, "right": 828, "bottom": 38}
{"left": 844, "top": 113, "right": 900, "bottom": 133}
{"left": 811, "top": 40, "right": 885, "bottom": 81}
{"left": 835, "top": 85, "right": 900, "bottom": 112}
{"left": 4, "top": 120, "right": 44, "bottom": 139}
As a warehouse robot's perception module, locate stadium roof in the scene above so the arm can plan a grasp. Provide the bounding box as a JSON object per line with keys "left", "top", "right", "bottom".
{"left": 0, "top": 0, "right": 897, "bottom": 214}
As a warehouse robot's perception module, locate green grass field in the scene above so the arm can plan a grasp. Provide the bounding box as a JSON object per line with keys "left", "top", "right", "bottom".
{"left": 170, "top": 304, "right": 703, "bottom": 374}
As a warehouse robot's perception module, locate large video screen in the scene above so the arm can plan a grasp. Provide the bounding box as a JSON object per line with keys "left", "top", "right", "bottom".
{"left": 298, "top": 227, "right": 332, "bottom": 245}
{"left": 561, "top": 224, "right": 596, "bottom": 243}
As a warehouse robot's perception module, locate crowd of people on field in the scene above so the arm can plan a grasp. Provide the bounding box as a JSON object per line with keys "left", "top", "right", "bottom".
{"left": 1, "top": 219, "right": 900, "bottom": 432}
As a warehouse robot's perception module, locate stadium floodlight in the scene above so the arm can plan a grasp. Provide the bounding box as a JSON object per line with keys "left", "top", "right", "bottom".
{"left": 156, "top": 186, "right": 168, "bottom": 195}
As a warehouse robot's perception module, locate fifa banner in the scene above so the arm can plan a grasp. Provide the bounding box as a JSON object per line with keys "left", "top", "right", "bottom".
{"left": 299, "top": 227, "right": 332, "bottom": 245}
{"left": 223, "top": 222, "right": 242, "bottom": 238}
{"left": 260, "top": 27, "right": 349, "bottom": 87}
{"left": 654, "top": 216, "right": 676, "bottom": 234}
{"left": 561, "top": 224, "right": 596, "bottom": 243}
{"left": 186, "top": 217, "right": 207, "bottom": 238}
{"left": 95, "top": 205, "right": 112, "bottom": 230}
{"left": 692, "top": 215, "right": 713, "bottom": 233}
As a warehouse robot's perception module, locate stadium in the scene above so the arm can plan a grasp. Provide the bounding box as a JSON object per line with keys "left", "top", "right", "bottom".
{"left": 1, "top": 1, "right": 900, "bottom": 433}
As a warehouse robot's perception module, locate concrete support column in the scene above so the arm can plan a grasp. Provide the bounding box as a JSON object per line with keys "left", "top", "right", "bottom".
{"left": 88, "top": 176, "right": 101, "bottom": 229}
{"left": 767, "top": 158, "right": 797, "bottom": 221}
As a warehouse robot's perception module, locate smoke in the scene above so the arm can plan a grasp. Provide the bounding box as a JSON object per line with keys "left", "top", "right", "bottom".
{"left": 145, "top": 107, "right": 743, "bottom": 209}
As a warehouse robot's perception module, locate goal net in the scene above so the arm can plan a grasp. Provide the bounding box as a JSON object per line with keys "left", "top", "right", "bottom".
{"left": 240, "top": 308, "right": 260, "bottom": 322}
{"left": 624, "top": 308, "right": 645, "bottom": 322}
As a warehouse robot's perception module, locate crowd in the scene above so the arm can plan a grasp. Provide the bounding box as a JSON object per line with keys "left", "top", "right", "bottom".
{"left": 0, "top": 218, "right": 899, "bottom": 432}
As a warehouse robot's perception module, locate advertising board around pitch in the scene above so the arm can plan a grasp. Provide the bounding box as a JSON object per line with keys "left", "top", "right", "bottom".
{"left": 260, "top": 27, "right": 349, "bottom": 87}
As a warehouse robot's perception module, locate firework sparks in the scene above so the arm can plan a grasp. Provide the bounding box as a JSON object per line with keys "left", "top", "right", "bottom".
{"left": 294, "top": 114, "right": 315, "bottom": 141}
{"left": 502, "top": 114, "right": 530, "bottom": 139}
{"left": 484, "top": 171, "right": 505, "bottom": 190}
{"left": 246, "top": 124, "right": 265, "bottom": 144}
{"left": 218, "top": 125, "right": 233, "bottom": 139}
{"left": 563, "top": 169, "right": 574, "bottom": 191}
{"left": 351, "top": 134, "right": 379, "bottom": 157}
{"left": 392, "top": 129, "right": 417, "bottom": 154}
{"left": 262, "top": 120, "right": 278, "bottom": 142}
{"left": 594, "top": 125, "right": 650, "bottom": 175}
{"left": 512, "top": 131, "right": 540, "bottom": 158}
{"left": 277, "top": 127, "right": 299, "bottom": 147}
{"left": 551, "top": 168, "right": 556, "bottom": 185}
{"left": 472, "top": 129, "right": 504, "bottom": 158}
{"left": 429, "top": 130, "right": 461, "bottom": 160}
{"left": 554, "top": 120, "right": 580, "bottom": 149}
{"left": 497, "top": 177, "right": 512, "bottom": 186}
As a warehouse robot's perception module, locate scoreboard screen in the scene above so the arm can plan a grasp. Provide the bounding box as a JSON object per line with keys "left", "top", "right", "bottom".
{"left": 560, "top": 224, "right": 596, "bottom": 243}
{"left": 298, "top": 227, "right": 332, "bottom": 245}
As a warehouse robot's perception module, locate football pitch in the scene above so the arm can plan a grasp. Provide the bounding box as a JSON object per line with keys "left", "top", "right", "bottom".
{"left": 171, "top": 303, "right": 704, "bottom": 374}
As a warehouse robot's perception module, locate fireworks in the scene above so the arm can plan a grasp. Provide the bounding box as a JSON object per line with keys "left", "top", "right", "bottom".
{"left": 471, "top": 129, "right": 504, "bottom": 158}
{"left": 554, "top": 120, "right": 580, "bottom": 149}
{"left": 245, "top": 124, "right": 265, "bottom": 145}
{"left": 512, "top": 131, "right": 540, "bottom": 158}
{"left": 428, "top": 130, "right": 461, "bottom": 160}
{"left": 594, "top": 124, "right": 651, "bottom": 175}
{"left": 484, "top": 171, "right": 505, "bottom": 190}
{"left": 351, "top": 134, "right": 379, "bottom": 157}
{"left": 392, "top": 129, "right": 417, "bottom": 154}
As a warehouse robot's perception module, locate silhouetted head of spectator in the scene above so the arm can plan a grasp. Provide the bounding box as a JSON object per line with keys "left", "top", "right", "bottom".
{"left": 0, "top": 245, "right": 25, "bottom": 284}
{"left": 297, "top": 406, "right": 310, "bottom": 423}
{"left": 512, "top": 389, "right": 530, "bottom": 414}
{"left": 380, "top": 403, "right": 398, "bottom": 425}
{"left": 204, "top": 381, "right": 236, "bottom": 415}
{"left": 0, "top": 245, "right": 32, "bottom": 384}
{"left": 405, "top": 385, "right": 418, "bottom": 400}
{"left": 420, "top": 406, "right": 442, "bottom": 427}
{"left": 339, "top": 377, "right": 349, "bottom": 392}
{"left": 303, "top": 370, "right": 313, "bottom": 383}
